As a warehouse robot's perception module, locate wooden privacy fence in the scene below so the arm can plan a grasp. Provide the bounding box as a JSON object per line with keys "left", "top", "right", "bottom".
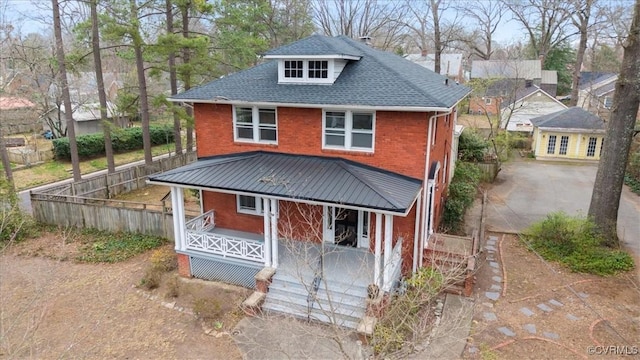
{"left": 38, "top": 152, "right": 196, "bottom": 199}
{"left": 31, "top": 152, "right": 198, "bottom": 238}
{"left": 476, "top": 161, "right": 499, "bottom": 182}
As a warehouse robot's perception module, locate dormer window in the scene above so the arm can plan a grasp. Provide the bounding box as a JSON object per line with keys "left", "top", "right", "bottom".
{"left": 277, "top": 59, "right": 335, "bottom": 84}
{"left": 284, "top": 60, "right": 303, "bottom": 78}
{"left": 308, "top": 61, "right": 328, "bottom": 79}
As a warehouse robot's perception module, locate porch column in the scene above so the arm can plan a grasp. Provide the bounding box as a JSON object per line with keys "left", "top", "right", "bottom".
{"left": 270, "top": 198, "right": 278, "bottom": 268}
{"left": 263, "top": 198, "right": 272, "bottom": 267}
{"left": 374, "top": 212, "right": 382, "bottom": 287}
{"left": 383, "top": 214, "right": 393, "bottom": 289}
{"left": 170, "top": 186, "right": 182, "bottom": 251}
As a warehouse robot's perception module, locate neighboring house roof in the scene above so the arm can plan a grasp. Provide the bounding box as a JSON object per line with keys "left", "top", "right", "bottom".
{"left": 148, "top": 151, "right": 422, "bottom": 214}
{"left": 531, "top": 107, "right": 605, "bottom": 131}
{"left": 404, "top": 53, "right": 463, "bottom": 79}
{"left": 171, "top": 35, "right": 470, "bottom": 110}
{"left": 540, "top": 70, "right": 557, "bottom": 85}
{"left": 58, "top": 102, "right": 116, "bottom": 122}
{"left": 0, "top": 96, "right": 35, "bottom": 110}
{"left": 578, "top": 72, "right": 617, "bottom": 90}
{"left": 500, "top": 84, "right": 546, "bottom": 109}
{"left": 471, "top": 60, "right": 541, "bottom": 79}
{"left": 594, "top": 82, "right": 615, "bottom": 97}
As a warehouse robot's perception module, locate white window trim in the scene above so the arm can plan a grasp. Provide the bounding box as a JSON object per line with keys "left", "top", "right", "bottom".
{"left": 278, "top": 59, "right": 334, "bottom": 84}
{"left": 236, "top": 195, "right": 279, "bottom": 216}
{"left": 322, "top": 110, "right": 375, "bottom": 152}
{"left": 232, "top": 105, "right": 278, "bottom": 144}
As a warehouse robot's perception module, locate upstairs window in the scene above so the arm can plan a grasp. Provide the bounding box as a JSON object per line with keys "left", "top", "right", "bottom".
{"left": 308, "top": 61, "right": 328, "bottom": 79}
{"left": 234, "top": 106, "right": 277, "bottom": 144}
{"left": 279, "top": 59, "right": 333, "bottom": 84}
{"left": 284, "top": 60, "right": 303, "bottom": 78}
{"left": 323, "top": 110, "right": 374, "bottom": 151}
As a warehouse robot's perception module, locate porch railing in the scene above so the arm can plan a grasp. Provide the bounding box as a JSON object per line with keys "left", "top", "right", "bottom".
{"left": 184, "top": 211, "right": 264, "bottom": 263}
{"left": 185, "top": 209, "right": 215, "bottom": 232}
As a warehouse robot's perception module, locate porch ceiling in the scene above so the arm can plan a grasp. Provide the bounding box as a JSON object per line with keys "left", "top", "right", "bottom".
{"left": 148, "top": 151, "right": 422, "bottom": 214}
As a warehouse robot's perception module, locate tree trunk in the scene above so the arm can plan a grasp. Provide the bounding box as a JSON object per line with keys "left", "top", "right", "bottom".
{"left": 0, "top": 125, "right": 14, "bottom": 189}
{"left": 588, "top": 0, "right": 640, "bottom": 245}
{"left": 131, "top": 0, "right": 153, "bottom": 165}
{"left": 182, "top": 3, "right": 194, "bottom": 152}
{"left": 569, "top": 1, "right": 591, "bottom": 107}
{"left": 431, "top": 0, "right": 441, "bottom": 74}
{"left": 91, "top": 0, "right": 115, "bottom": 173}
{"left": 52, "top": 0, "right": 81, "bottom": 181}
{"left": 166, "top": 0, "right": 182, "bottom": 155}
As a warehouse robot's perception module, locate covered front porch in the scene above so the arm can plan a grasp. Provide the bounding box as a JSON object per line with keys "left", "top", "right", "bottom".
{"left": 149, "top": 151, "right": 422, "bottom": 307}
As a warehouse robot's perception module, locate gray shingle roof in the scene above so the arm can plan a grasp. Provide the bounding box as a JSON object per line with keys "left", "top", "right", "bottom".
{"left": 171, "top": 35, "right": 470, "bottom": 109}
{"left": 148, "top": 151, "right": 422, "bottom": 213}
{"left": 263, "top": 34, "right": 363, "bottom": 58}
{"left": 578, "top": 72, "right": 617, "bottom": 90}
{"left": 530, "top": 107, "right": 605, "bottom": 130}
{"left": 471, "top": 60, "right": 541, "bottom": 79}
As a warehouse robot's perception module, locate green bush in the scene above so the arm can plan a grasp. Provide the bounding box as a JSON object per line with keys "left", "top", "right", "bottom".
{"left": 0, "top": 179, "right": 39, "bottom": 245}
{"left": 625, "top": 150, "right": 640, "bottom": 195}
{"left": 523, "top": 212, "right": 634, "bottom": 276}
{"left": 442, "top": 162, "right": 481, "bottom": 232}
{"left": 458, "top": 129, "right": 488, "bottom": 162}
{"left": 53, "top": 125, "right": 174, "bottom": 160}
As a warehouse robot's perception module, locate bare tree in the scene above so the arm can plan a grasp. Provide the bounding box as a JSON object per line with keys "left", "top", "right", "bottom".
{"left": 91, "top": 0, "right": 115, "bottom": 173}
{"left": 311, "top": 0, "right": 407, "bottom": 50}
{"left": 457, "top": 1, "right": 506, "bottom": 60}
{"left": 405, "top": 0, "right": 464, "bottom": 73}
{"left": 52, "top": 0, "right": 81, "bottom": 181}
{"left": 502, "top": 0, "right": 572, "bottom": 65}
{"left": 166, "top": 0, "right": 182, "bottom": 155}
{"left": 588, "top": 0, "right": 640, "bottom": 245}
{"left": 568, "top": 0, "right": 599, "bottom": 107}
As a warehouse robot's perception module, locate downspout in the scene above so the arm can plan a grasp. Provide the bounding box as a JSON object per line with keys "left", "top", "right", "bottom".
{"left": 420, "top": 110, "right": 452, "bottom": 268}
{"left": 412, "top": 189, "right": 422, "bottom": 273}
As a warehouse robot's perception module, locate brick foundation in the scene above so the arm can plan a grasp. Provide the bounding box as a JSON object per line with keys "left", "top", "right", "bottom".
{"left": 176, "top": 253, "right": 191, "bottom": 278}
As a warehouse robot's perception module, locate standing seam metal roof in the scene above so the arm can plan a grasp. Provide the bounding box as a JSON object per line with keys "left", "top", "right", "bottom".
{"left": 148, "top": 151, "right": 422, "bottom": 213}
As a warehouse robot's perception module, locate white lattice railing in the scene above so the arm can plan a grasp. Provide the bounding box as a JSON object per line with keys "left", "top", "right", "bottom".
{"left": 384, "top": 238, "right": 403, "bottom": 292}
{"left": 185, "top": 230, "right": 264, "bottom": 263}
{"left": 185, "top": 210, "right": 215, "bottom": 232}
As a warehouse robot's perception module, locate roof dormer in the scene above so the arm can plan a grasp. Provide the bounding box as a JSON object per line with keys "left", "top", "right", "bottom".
{"left": 262, "top": 34, "right": 362, "bottom": 85}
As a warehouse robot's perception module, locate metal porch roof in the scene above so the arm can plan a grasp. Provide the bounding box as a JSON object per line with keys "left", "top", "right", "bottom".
{"left": 148, "top": 151, "right": 422, "bottom": 214}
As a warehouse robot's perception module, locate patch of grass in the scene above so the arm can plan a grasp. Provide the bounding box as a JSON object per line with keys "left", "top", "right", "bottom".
{"left": 193, "top": 298, "right": 223, "bottom": 321}
{"left": 523, "top": 212, "right": 634, "bottom": 276}
{"left": 76, "top": 229, "right": 167, "bottom": 263}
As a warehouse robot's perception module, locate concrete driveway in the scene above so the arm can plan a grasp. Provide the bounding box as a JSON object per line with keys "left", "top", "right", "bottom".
{"left": 486, "top": 160, "right": 640, "bottom": 257}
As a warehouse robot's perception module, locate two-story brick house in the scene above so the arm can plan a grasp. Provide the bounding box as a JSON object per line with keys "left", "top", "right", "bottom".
{"left": 149, "top": 35, "right": 470, "bottom": 328}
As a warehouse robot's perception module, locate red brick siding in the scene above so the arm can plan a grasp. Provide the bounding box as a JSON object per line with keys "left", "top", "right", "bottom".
{"left": 194, "top": 104, "right": 428, "bottom": 179}
{"left": 469, "top": 96, "right": 501, "bottom": 116}
{"left": 194, "top": 103, "right": 455, "bottom": 266}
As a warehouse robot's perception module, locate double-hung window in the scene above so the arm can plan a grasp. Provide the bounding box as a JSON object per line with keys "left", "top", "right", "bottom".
{"left": 323, "top": 110, "right": 374, "bottom": 151}
{"left": 236, "top": 195, "right": 279, "bottom": 216}
{"left": 234, "top": 106, "right": 277, "bottom": 144}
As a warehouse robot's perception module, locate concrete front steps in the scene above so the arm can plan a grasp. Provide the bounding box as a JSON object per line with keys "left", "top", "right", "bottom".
{"left": 262, "top": 272, "right": 368, "bottom": 330}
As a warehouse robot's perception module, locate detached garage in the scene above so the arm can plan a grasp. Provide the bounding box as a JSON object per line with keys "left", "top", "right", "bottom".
{"left": 531, "top": 107, "right": 605, "bottom": 161}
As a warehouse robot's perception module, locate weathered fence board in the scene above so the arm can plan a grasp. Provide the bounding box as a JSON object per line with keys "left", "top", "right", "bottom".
{"left": 476, "top": 162, "right": 499, "bottom": 182}
{"left": 31, "top": 152, "right": 197, "bottom": 239}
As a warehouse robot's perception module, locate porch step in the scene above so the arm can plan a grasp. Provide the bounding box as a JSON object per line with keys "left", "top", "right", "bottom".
{"left": 262, "top": 272, "right": 368, "bottom": 330}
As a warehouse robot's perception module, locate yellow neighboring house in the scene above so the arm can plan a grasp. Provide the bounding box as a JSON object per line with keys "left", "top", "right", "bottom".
{"left": 531, "top": 107, "right": 605, "bottom": 161}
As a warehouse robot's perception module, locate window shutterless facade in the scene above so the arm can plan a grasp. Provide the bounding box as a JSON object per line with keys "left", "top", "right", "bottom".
{"left": 233, "top": 106, "right": 277, "bottom": 144}
{"left": 323, "top": 110, "right": 374, "bottom": 151}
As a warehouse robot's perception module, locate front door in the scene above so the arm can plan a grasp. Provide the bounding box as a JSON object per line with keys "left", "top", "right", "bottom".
{"left": 323, "top": 206, "right": 370, "bottom": 248}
